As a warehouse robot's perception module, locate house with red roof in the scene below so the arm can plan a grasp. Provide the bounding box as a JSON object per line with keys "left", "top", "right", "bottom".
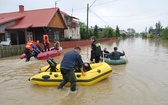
{"left": 0, "top": 5, "right": 80, "bottom": 45}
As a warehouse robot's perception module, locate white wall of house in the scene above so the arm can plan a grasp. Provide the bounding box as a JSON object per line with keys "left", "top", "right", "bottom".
{"left": 120, "top": 30, "right": 128, "bottom": 35}
{"left": 0, "top": 21, "right": 15, "bottom": 40}
{"left": 64, "top": 26, "right": 80, "bottom": 40}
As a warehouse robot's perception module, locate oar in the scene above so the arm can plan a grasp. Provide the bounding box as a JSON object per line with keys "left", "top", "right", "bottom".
{"left": 120, "top": 46, "right": 128, "bottom": 63}
{"left": 124, "top": 54, "right": 128, "bottom": 63}
{"left": 102, "top": 51, "right": 104, "bottom": 62}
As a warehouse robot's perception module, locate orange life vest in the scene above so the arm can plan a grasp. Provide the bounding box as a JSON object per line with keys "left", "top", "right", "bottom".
{"left": 43, "top": 34, "right": 50, "bottom": 44}
{"left": 25, "top": 41, "right": 33, "bottom": 51}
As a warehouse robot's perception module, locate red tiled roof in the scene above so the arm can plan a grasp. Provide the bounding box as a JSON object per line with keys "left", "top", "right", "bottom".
{"left": 0, "top": 13, "right": 24, "bottom": 24}
{"left": 0, "top": 8, "right": 59, "bottom": 29}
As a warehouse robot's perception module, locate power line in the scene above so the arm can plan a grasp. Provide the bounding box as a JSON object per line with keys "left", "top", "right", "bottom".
{"left": 65, "top": 0, "right": 119, "bottom": 11}
{"left": 89, "top": 9, "right": 115, "bottom": 28}
{"left": 89, "top": 0, "right": 97, "bottom": 8}
{"left": 92, "top": 0, "right": 119, "bottom": 7}
{"left": 96, "top": 12, "right": 168, "bottom": 18}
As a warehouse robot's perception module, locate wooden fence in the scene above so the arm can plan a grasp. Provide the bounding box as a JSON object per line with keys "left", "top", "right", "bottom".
{"left": 0, "top": 44, "right": 25, "bottom": 58}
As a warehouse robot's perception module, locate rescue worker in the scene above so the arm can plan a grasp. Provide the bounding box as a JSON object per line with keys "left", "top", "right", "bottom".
{"left": 57, "top": 46, "right": 86, "bottom": 92}
{"left": 24, "top": 40, "right": 41, "bottom": 62}
{"left": 24, "top": 40, "right": 34, "bottom": 62}
{"left": 43, "top": 34, "right": 50, "bottom": 51}
{"left": 90, "top": 36, "right": 102, "bottom": 63}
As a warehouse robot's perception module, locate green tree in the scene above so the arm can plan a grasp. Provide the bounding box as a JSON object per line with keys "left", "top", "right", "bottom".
{"left": 102, "top": 26, "right": 109, "bottom": 38}
{"left": 155, "top": 21, "right": 162, "bottom": 35}
{"left": 121, "top": 33, "right": 126, "bottom": 38}
{"left": 116, "top": 25, "right": 120, "bottom": 38}
{"left": 88, "top": 30, "right": 93, "bottom": 38}
{"left": 102, "top": 26, "right": 115, "bottom": 38}
{"left": 108, "top": 29, "right": 112, "bottom": 37}
{"left": 127, "top": 28, "right": 135, "bottom": 36}
{"left": 78, "top": 21, "right": 87, "bottom": 39}
{"left": 94, "top": 25, "right": 99, "bottom": 38}
{"left": 160, "top": 27, "right": 168, "bottom": 40}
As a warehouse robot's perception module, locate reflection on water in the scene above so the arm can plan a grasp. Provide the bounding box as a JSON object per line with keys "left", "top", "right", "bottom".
{"left": 0, "top": 37, "right": 168, "bottom": 105}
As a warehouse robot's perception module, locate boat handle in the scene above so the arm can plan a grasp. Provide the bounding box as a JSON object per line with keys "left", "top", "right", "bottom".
{"left": 76, "top": 74, "right": 81, "bottom": 78}
{"left": 42, "top": 75, "right": 50, "bottom": 80}
{"left": 97, "top": 69, "right": 101, "bottom": 73}
{"left": 54, "top": 74, "right": 58, "bottom": 78}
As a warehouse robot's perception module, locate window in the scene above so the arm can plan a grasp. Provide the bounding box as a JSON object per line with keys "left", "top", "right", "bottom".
{"left": 27, "top": 32, "right": 33, "bottom": 41}
{"left": 54, "top": 31, "right": 59, "bottom": 40}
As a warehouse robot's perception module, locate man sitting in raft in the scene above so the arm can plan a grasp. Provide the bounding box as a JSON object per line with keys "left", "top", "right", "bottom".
{"left": 107, "top": 47, "right": 125, "bottom": 60}
{"left": 51, "top": 40, "right": 60, "bottom": 50}
{"left": 101, "top": 48, "right": 110, "bottom": 58}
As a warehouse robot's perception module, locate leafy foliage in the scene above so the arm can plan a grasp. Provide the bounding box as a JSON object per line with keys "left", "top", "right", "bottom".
{"left": 102, "top": 26, "right": 115, "bottom": 38}
{"left": 78, "top": 21, "right": 87, "bottom": 39}
{"left": 116, "top": 25, "right": 120, "bottom": 37}
{"left": 94, "top": 25, "right": 99, "bottom": 38}
{"left": 160, "top": 27, "right": 168, "bottom": 40}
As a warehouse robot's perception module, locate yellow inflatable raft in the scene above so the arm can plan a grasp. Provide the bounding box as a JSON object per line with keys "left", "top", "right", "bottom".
{"left": 29, "top": 62, "right": 112, "bottom": 86}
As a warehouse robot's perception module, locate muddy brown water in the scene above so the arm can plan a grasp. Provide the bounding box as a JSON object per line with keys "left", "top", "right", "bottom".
{"left": 0, "top": 37, "right": 168, "bottom": 105}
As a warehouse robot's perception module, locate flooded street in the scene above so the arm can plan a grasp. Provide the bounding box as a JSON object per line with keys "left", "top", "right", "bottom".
{"left": 0, "top": 37, "right": 168, "bottom": 105}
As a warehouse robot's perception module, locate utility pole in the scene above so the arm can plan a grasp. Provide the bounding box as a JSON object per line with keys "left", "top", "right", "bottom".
{"left": 86, "top": 3, "right": 89, "bottom": 39}
{"left": 71, "top": 8, "right": 73, "bottom": 16}
{"left": 55, "top": 1, "right": 57, "bottom": 8}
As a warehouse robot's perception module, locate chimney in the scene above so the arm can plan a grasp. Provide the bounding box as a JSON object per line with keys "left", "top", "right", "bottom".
{"left": 19, "top": 5, "right": 24, "bottom": 12}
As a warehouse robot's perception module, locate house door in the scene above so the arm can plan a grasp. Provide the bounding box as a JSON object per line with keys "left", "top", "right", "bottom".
{"left": 0, "top": 33, "right": 5, "bottom": 42}
{"left": 10, "top": 33, "right": 17, "bottom": 45}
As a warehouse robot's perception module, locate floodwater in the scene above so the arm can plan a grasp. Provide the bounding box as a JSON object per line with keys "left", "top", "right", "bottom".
{"left": 0, "top": 37, "right": 168, "bottom": 105}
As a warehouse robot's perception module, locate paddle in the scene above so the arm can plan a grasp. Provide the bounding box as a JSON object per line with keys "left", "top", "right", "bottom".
{"left": 102, "top": 51, "right": 104, "bottom": 62}
{"left": 120, "top": 46, "right": 128, "bottom": 63}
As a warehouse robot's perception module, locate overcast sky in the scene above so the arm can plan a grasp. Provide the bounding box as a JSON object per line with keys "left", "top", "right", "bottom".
{"left": 0, "top": 0, "right": 168, "bottom": 33}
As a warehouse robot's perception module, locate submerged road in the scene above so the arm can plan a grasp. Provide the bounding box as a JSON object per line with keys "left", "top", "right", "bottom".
{"left": 0, "top": 37, "right": 168, "bottom": 105}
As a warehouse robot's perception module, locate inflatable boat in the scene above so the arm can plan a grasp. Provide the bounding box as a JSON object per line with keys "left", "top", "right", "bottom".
{"left": 29, "top": 62, "right": 112, "bottom": 86}
{"left": 100, "top": 56, "right": 126, "bottom": 65}
{"left": 37, "top": 47, "right": 62, "bottom": 60}
{"left": 20, "top": 47, "right": 62, "bottom": 60}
